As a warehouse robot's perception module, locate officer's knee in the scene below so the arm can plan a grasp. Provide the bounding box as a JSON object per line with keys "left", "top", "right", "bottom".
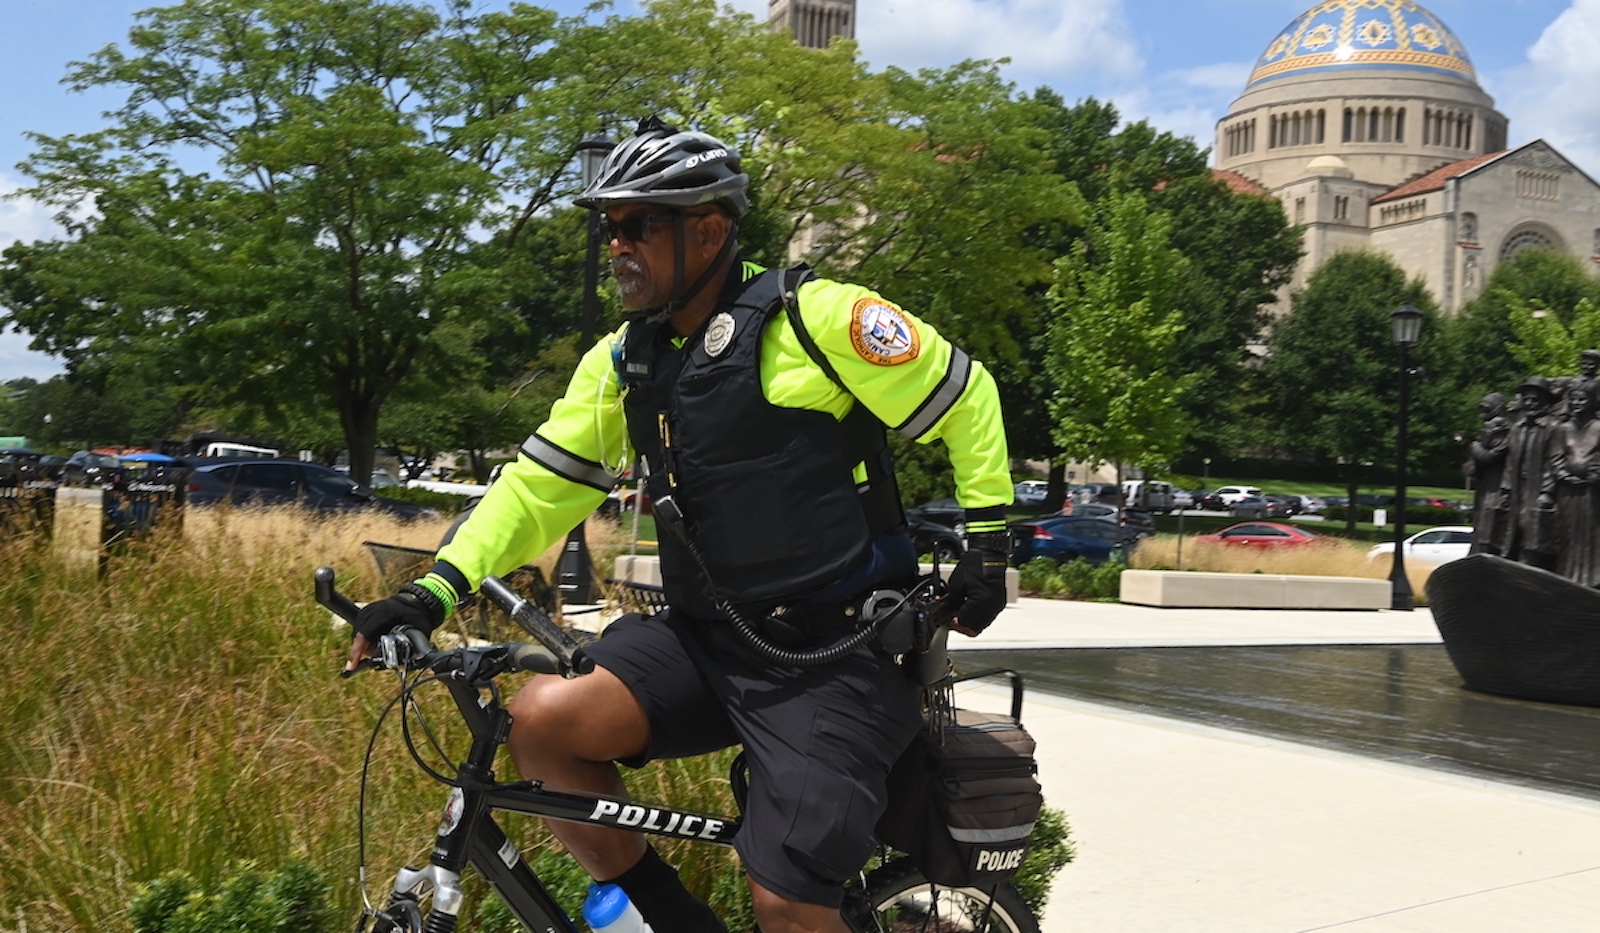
{"left": 747, "top": 880, "right": 846, "bottom": 933}
{"left": 506, "top": 667, "right": 648, "bottom": 766}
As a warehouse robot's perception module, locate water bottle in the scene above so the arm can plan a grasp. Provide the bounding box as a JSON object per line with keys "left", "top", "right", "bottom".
{"left": 582, "top": 882, "right": 651, "bottom": 933}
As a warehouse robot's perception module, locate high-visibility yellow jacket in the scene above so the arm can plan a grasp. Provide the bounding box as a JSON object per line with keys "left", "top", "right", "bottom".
{"left": 431, "top": 261, "right": 1010, "bottom": 598}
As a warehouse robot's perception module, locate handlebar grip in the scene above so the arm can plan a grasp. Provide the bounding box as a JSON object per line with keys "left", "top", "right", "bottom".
{"left": 507, "top": 643, "right": 564, "bottom": 675}
{"left": 315, "top": 566, "right": 361, "bottom": 623}
{"left": 480, "top": 575, "right": 595, "bottom": 676}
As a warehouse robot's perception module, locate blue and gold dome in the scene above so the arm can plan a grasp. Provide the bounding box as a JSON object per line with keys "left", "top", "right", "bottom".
{"left": 1246, "top": 0, "right": 1475, "bottom": 89}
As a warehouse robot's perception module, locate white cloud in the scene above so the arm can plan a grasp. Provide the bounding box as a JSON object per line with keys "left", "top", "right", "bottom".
{"left": 0, "top": 172, "right": 63, "bottom": 249}
{"left": 0, "top": 171, "right": 66, "bottom": 383}
{"left": 858, "top": 0, "right": 1140, "bottom": 86}
{"left": 725, "top": 0, "right": 1140, "bottom": 90}
{"left": 1495, "top": 0, "right": 1600, "bottom": 172}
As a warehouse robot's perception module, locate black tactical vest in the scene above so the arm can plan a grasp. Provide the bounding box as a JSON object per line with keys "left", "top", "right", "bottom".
{"left": 617, "top": 268, "right": 903, "bottom": 617}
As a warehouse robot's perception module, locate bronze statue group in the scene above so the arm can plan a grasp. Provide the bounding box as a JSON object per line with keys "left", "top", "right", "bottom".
{"left": 1467, "top": 350, "right": 1600, "bottom": 585}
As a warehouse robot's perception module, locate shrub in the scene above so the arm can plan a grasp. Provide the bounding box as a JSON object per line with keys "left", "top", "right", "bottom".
{"left": 130, "top": 861, "right": 331, "bottom": 933}
{"left": 1017, "top": 556, "right": 1122, "bottom": 600}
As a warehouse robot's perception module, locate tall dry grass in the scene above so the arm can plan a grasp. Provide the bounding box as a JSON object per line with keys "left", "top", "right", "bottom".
{"left": 1130, "top": 533, "right": 1442, "bottom": 598}
{"left": 0, "top": 506, "right": 664, "bottom": 933}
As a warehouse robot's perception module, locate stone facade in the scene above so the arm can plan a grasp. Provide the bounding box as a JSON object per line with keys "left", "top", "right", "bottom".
{"left": 768, "top": 0, "right": 854, "bottom": 49}
{"left": 1217, "top": 1, "right": 1600, "bottom": 311}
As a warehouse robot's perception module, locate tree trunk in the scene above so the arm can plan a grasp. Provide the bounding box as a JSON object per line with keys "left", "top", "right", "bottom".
{"left": 340, "top": 397, "right": 381, "bottom": 487}
{"left": 1045, "top": 457, "right": 1068, "bottom": 513}
{"left": 1345, "top": 465, "right": 1361, "bottom": 535}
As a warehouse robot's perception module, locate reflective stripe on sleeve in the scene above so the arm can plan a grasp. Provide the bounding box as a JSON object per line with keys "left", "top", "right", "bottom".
{"left": 895, "top": 348, "right": 972, "bottom": 440}
{"left": 520, "top": 434, "right": 618, "bottom": 492}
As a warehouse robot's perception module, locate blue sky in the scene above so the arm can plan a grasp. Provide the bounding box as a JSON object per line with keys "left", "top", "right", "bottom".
{"left": 4, "top": 0, "right": 1597, "bottom": 381}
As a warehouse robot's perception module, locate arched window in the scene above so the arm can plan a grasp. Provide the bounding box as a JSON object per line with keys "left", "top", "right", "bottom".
{"left": 1292, "top": 112, "right": 1302, "bottom": 146}
{"left": 1343, "top": 108, "right": 1354, "bottom": 142}
{"left": 1464, "top": 115, "right": 1473, "bottom": 150}
{"left": 1316, "top": 110, "right": 1326, "bottom": 144}
{"left": 1499, "top": 226, "right": 1561, "bottom": 262}
{"left": 1368, "top": 107, "right": 1380, "bottom": 141}
{"left": 1396, "top": 107, "right": 1405, "bottom": 143}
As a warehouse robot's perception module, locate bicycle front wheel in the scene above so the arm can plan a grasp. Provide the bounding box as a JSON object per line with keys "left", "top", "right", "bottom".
{"left": 851, "top": 857, "right": 1040, "bottom": 933}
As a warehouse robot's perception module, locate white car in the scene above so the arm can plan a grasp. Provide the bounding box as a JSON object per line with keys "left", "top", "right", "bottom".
{"left": 1214, "top": 485, "right": 1263, "bottom": 505}
{"left": 1013, "top": 480, "right": 1049, "bottom": 506}
{"left": 1293, "top": 494, "right": 1327, "bottom": 514}
{"left": 1367, "top": 525, "right": 1474, "bottom": 566}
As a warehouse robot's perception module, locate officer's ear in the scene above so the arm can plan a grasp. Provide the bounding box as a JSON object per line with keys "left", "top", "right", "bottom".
{"left": 690, "top": 209, "right": 732, "bottom": 259}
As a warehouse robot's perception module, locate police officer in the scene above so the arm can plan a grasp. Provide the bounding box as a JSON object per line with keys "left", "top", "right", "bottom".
{"left": 347, "top": 117, "right": 1013, "bottom": 933}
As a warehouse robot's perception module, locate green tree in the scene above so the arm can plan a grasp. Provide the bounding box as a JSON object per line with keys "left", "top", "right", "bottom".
{"left": 0, "top": 0, "right": 627, "bottom": 483}
{"left": 1264, "top": 252, "right": 1448, "bottom": 530}
{"left": 1044, "top": 191, "right": 1195, "bottom": 502}
{"left": 1505, "top": 295, "right": 1600, "bottom": 377}
{"left": 1006, "top": 93, "right": 1298, "bottom": 506}
{"left": 1447, "top": 249, "right": 1600, "bottom": 393}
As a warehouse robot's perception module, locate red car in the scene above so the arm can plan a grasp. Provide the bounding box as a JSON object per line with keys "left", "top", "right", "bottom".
{"left": 1195, "top": 522, "right": 1322, "bottom": 548}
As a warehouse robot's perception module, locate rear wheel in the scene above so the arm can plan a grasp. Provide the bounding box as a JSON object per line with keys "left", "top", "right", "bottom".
{"left": 847, "top": 857, "right": 1039, "bottom": 933}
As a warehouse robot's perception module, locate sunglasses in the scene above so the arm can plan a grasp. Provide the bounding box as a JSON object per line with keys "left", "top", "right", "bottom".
{"left": 601, "top": 212, "right": 679, "bottom": 244}
{"left": 601, "top": 210, "right": 715, "bottom": 244}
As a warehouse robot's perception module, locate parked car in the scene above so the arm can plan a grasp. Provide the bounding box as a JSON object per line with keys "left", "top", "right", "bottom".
{"left": 909, "top": 516, "right": 966, "bottom": 563}
{"left": 0, "top": 448, "right": 46, "bottom": 486}
{"left": 1196, "top": 492, "right": 1231, "bottom": 511}
{"left": 1121, "top": 479, "right": 1176, "bottom": 513}
{"left": 1292, "top": 494, "right": 1327, "bottom": 515}
{"left": 1262, "top": 494, "right": 1301, "bottom": 517}
{"left": 1008, "top": 516, "right": 1132, "bottom": 566}
{"left": 1367, "top": 525, "right": 1474, "bottom": 566}
{"left": 1229, "top": 495, "right": 1272, "bottom": 518}
{"left": 1067, "top": 502, "right": 1157, "bottom": 538}
{"left": 1013, "top": 480, "right": 1049, "bottom": 507}
{"left": 1171, "top": 489, "right": 1196, "bottom": 510}
{"left": 1213, "top": 485, "right": 1263, "bottom": 505}
{"left": 906, "top": 497, "right": 965, "bottom": 530}
{"left": 37, "top": 454, "right": 67, "bottom": 481}
{"left": 184, "top": 459, "right": 440, "bottom": 519}
{"left": 1195, "top": 522, "right": 1323, "bottom": 548}
{"left": 1073, "top": 483, "right": 1120, "bottom": 505}
{"left": 62, "top": 451, "right": 128, "bottom": 489}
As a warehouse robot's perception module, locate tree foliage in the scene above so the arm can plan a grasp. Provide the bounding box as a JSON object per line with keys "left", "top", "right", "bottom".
{"left": 999, "top": 93, "right": 1298, "bottom": 506}
{"left": 1263, "top": 251, "right": 1449, "bottom": 527}
{"left": 1448, "top": 249, "right": 1600, "bottom": 393}
{"left": 1, "top": 0, "right": 1091, "bottom": 486}
{"left": 1044, "top": 190, "right": 1195, "bottom": 480}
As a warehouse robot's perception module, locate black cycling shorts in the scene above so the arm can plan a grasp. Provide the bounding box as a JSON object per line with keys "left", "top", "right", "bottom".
{"left": 583, "top": 609, "right": 924, "bottom": 907}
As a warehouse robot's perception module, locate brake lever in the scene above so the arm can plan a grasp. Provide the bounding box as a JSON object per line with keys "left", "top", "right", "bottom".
{"left": 339, "top": 656, "right": 385, "bottom": 680}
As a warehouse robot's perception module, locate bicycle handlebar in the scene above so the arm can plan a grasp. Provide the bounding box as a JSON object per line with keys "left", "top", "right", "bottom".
{"left": 314, "top": 566, "right": 593, "bottom": 679}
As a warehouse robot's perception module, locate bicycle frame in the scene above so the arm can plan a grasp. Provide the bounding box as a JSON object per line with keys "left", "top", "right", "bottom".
{"left": 316, "top": 566, "right": 1007, "bottom": 933}
{"left": 388, "top": 670, "right": 742, "bottom": 933}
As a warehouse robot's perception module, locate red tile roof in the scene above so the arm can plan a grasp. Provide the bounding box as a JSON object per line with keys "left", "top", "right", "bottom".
{"left": 1371, "top": 151, "right": 1506, "bottom": 203}
{"left": 1212, "top": 169, "right": 1267, "bottom": 196}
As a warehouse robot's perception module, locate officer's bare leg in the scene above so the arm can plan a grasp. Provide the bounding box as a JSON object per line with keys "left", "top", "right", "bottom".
{"left": 748, "top": 877, "right": 850, "bottom": 933}
{"left": 505, "top": 667, "right": 650, "bottom": 878}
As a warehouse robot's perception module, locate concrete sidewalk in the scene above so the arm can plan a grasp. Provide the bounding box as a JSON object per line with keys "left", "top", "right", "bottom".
{"left": 954, "top": 599, "right": 1600, "bottom": 933}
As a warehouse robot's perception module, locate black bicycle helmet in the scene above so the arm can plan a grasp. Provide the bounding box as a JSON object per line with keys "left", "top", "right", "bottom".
{"left": 575, "top": 116, "right": 750, "bottom": 218}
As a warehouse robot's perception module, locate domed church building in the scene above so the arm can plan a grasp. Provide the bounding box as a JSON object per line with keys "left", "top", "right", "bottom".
{"left": 1215, "top": 0, "right": 1600, "bottom": 312}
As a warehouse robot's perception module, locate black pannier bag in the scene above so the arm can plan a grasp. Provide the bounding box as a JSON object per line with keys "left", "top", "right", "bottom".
{"left": 876, "top": 674, "right": 1043, "bottom": 888}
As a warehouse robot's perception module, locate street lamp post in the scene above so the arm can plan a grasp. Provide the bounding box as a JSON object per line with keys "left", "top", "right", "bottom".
{"left": 1388, "top": 305, "right": 1424, "bottom": 612}
{"left": 558, "top": 133, "right": 616, "bottom": 606}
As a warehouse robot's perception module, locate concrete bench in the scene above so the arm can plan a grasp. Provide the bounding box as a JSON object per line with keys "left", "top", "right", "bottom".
{"left": 1119, "top": 569, "right": 1389, "bottom": 610}
{"left": 613, "top": 555, "right": 1019, "bottom": 604}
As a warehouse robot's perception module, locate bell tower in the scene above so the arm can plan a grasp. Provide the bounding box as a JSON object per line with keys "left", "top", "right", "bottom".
{"left": 769, "top": 0, "right": 855, "bottom": 49}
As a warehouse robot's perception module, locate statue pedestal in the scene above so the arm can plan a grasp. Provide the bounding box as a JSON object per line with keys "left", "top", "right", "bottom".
{"left": 1427, "top": 554, "right": 1600, "bottom": 707}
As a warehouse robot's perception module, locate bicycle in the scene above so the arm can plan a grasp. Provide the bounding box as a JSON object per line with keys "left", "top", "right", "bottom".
{"left": 316, "top": 566, "right": 1041, "bottom": 933}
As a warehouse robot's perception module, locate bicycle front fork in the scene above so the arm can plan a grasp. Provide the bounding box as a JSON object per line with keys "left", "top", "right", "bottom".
{"left": 362, "top": 864, "right": 466, "bottom": 933}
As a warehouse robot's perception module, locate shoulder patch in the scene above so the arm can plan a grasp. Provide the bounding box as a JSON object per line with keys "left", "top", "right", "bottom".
{"left": 849, "top": 298, "right": 921, "bottom": 366}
